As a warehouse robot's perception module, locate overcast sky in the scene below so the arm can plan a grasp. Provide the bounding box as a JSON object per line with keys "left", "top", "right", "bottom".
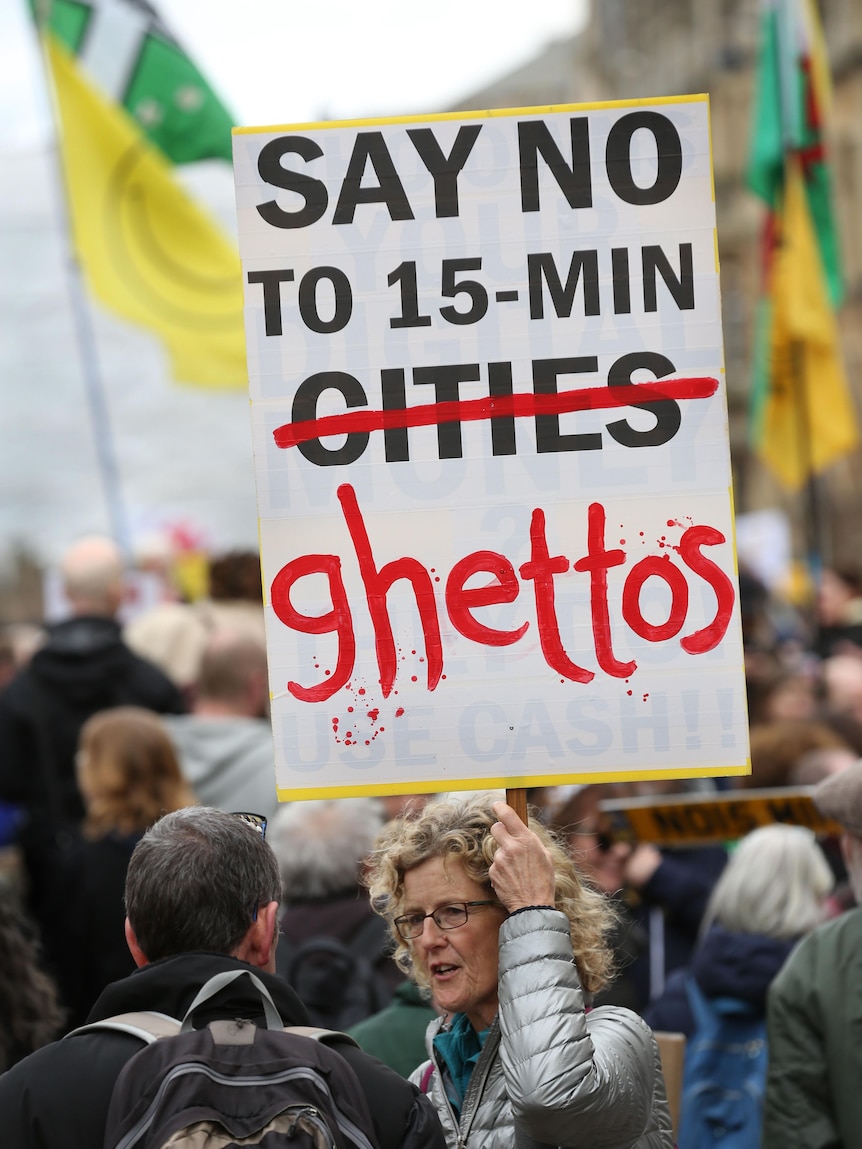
{"left": 1, "top": 0, "right": 587, "bottom": 151}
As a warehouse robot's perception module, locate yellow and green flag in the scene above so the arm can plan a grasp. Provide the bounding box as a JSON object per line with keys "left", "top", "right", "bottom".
{"left": 35, "top": 0, "right": 247, "bottom": 389}
{"left": 747, "top": 0, "right": 858, "bottom": 489}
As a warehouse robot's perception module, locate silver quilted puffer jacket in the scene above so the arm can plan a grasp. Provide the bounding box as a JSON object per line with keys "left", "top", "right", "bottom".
{"left": 410, "top": 907, "right": 674, "bottom": 1149}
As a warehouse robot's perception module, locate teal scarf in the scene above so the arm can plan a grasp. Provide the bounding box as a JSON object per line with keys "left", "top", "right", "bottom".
{"left": 432, "top": 1012, "right": 490, "bottom": 1117}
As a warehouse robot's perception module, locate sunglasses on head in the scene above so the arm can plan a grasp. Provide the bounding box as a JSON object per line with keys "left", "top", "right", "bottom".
{"left": 231, "top": 812, "right": 268, "bottom": 840}
{"left": 230, "top": 813, "right": 269, "bottom": 922}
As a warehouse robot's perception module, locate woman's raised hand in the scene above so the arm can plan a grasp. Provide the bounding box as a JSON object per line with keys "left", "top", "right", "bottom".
{"left": 488, "top": 801, "right": 556, "bottom": 912}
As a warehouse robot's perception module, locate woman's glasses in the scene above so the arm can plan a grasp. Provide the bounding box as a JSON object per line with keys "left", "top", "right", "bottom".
{"left": 231, "top": 812, "right": 268, "bottom": 840}
{"left": 394, "top": 900, "right": 497, "bottom": 940}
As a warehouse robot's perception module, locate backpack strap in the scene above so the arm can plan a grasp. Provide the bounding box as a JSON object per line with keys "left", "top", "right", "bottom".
{"left": 418, "top": 1061, "right": 435, "bottom": 1094}
{"left": 64, "top": 1011, "right": 181, "bottom": 1044}
{"left": 683, "top": 974, "right": 715, "bottom": 1031}
{"left": 285, "top": 1024, "right": 360, "bottom": 1048}
{"left": 179, "top": 968, "right": 285, "bottom": 1032}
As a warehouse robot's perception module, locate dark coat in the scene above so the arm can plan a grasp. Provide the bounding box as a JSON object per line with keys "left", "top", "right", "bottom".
{"left": 0, "top": 615, "right": 185, "bottom": 824}
{"left": 0, "top": 616, "right": 185, "bottom": 977}
{"left": 53, "top": 830, "right": 140, "bottom": 1029}
{"left": 0, "top": 952, "right": 447, "bottom": 1149}
{"left": 643, "top": 923, "right": 797, "bottom": 1037}
{"left": 630, "top": 845, "right": 728, "bottom": 1010}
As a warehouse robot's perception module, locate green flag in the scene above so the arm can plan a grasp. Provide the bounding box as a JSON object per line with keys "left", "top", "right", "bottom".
{"left": 32, "top": 0, "right": 234, "bottom": 163}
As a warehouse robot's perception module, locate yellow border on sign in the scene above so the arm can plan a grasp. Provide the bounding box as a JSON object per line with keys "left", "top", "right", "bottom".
{"left": 232, "top": 94, "right": 710, "bottom": 137}
{"left": 276, "top": 761, "right": 751, "bottom": 802}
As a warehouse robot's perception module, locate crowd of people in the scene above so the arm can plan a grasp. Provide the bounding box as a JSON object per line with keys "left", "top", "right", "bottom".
{"left": 0, "top": 537, "right": 861, "bottom": 1149}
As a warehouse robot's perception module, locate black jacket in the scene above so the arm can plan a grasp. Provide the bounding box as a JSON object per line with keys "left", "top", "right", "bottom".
{"left": 0, "top": 615, "right": 185, "bottom": 823}
{"left": 0, "top": 952, "right": 446, "bottom": 1149}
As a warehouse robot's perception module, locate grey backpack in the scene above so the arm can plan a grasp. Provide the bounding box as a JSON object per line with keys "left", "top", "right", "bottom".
{"left": 67, "top": 969, "right": 380, "bottom": 1149}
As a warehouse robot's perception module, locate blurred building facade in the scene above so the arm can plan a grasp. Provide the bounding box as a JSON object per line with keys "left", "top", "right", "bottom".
{"left": 451, "top": 0, "right": 862, "bottom": 574}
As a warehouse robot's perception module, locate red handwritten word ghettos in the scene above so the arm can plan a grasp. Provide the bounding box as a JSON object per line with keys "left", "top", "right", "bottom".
{"left": 270, "top": 483, "right": 735, "bottom": 703}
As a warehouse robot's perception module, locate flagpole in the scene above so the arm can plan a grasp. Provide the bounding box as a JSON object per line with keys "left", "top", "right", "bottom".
{"left": 32, "top": 2, "right": 133, "bottom": 559}
{"left": 791, "top": 339, "right": 827, "bottom": 637}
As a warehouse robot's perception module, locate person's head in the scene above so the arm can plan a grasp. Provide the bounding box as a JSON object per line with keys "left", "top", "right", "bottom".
{"left": 207, "top": 551, "right": 263, "bottom": 603}
{"left": 550, "top": 783, "right": 633, "bottom": 896}
{"left": 268, "top": 798, "right": 385, "bottom": 902}
{"left": 813, "top": 759, "right": 862, "bottom": 905}
{"left": 743, "top": 719, "right": 852, "bottom": 789}
{"left": 817, "top": 566, "right": 862, "bottom": 626}
{"left": 365, "top": 792, "right": 617, "bottom": 1030}
{"left": 124, "top": 806, "right": 282, "bottom": 969}
{"left": 702, "top": 824, "right": 833, "bottom": 939}
{"left": 60, "top": 534, "right": 125, "bottom": 617}
{"left": 77, "top": 707, "right": 196, "bottom": 838}
{"left": 195, "top": 628, "right": 269, "bottom": 717}
{"left": 821, "top": 654, "right": 862, "bottom": 723}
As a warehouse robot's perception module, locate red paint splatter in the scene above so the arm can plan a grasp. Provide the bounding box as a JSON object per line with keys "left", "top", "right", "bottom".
{"left": 396, "top": 707, "right": 404, "bottom": 717}
{"left": 367, "top": 708, "right": 379, "bottom": 722}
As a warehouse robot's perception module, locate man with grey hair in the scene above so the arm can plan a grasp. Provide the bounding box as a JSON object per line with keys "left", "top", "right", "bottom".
{"left": 762, "top": 759, "right": 862, "bottom": 1148}
{"left": 0, "top": 534, "right": 184, "bottom": 976}
{"left": 0, "top": 806, "right": 446, "bottom": 1149}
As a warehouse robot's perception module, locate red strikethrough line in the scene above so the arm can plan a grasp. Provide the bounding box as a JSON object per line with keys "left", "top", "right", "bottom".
{"left": 272, "top": 376, "right": 719, "bottom": 449}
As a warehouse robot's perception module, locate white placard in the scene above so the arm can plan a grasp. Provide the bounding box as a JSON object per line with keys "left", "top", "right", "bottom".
{"left": 232, "top": 97, "right": 750, "bottom": 799}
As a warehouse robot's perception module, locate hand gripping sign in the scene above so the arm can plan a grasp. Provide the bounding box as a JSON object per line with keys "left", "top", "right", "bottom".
{"left": 232, "top": 97, "right": 750, "bottom": 801}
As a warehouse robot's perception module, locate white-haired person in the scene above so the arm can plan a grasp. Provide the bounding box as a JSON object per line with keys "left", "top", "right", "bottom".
{"left": 644, "top": 823, "right": 834, "bottom": 1038}
{"left": 365, "top": 792, "right": 674, "bottom": 1149}
{"left": 268, "top": 798, "right": 401, "bottom": 1029}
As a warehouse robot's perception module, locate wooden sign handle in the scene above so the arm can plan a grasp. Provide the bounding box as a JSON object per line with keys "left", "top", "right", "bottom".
{"left": 506, "top": 788, "right": 528, "bottom": 825}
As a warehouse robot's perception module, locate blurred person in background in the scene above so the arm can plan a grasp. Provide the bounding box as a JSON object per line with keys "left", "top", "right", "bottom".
{"left": 644, "top": 824, "right": 834, "bottom": 1038}
{"left": 813, "top": 566, "right": 862, "bottom": 658}
{"left": 54, "top": 706, "right": 196, "bottom": 1027}
{"left": 763, "top": 761, "right": 862, "bottom": 1149}
{"left": 741, "top": 718, "right": 854, "bottom": 791}
{"left": 162, "top": 627, "right": 279, "bottom": 822}
{"left": 366, "top": 792, "right": 673, "bottom": 1149}
{"left": 269, "top": 797, "right": 400, "bottom": 1029}
{"left": 553, "top": 779, "right": 728, "bottom": 1013}
{"left": 549, "top": 783, "right": 647, "bottom": 1013}
{"left": 0, "top": 535, "right": 185, "bottom": 965}
{"left": 0, "top": 884, "right": 65, "bottom": 1074}
{"left": 125, "top": 548, "right": 266, "bottom": 699}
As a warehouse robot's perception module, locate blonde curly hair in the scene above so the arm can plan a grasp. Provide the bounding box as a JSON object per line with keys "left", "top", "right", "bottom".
{"left": 364, "top": 792, "right": 618, "bottom": 995}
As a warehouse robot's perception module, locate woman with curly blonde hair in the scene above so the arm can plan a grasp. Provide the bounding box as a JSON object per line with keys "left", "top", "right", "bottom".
{"left": 365, "top": 793, "right": 673, "bottom": 1149}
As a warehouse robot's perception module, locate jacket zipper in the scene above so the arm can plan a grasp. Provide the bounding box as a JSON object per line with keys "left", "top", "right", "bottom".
{"left": 455, "top": 1020, "right": 502, "bottom": 1149}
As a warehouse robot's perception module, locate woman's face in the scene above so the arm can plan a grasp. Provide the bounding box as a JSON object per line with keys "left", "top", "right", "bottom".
{"left": 402, "top": 855, "right": 505, "bottom": 1032}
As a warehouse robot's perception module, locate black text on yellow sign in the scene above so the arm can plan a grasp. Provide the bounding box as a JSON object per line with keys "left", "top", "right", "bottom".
{"left": 599, "top": 788, "right": 844, "bottom": 847}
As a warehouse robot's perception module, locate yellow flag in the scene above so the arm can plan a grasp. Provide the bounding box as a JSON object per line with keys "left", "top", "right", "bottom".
{"left": 46, "top": 35, "right": 247, "bottom": 390}
{"left": 759, "top": 156, "right": 858, "bottom": 489}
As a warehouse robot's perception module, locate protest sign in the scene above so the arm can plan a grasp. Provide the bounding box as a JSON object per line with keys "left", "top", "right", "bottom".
{"left": 598, "top": 788, "right": 841, "bottom": 848}
{"left": 232, "top": 97, "right": 750, "bottom": 800}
